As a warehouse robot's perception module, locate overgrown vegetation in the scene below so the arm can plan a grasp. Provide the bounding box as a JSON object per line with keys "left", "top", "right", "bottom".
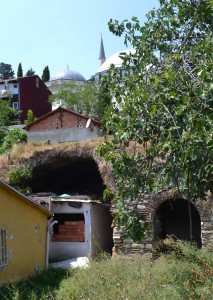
{"left": 24, "top": 110, "right": 37, "bottom": 126}
{"left": 9, "top": 163, "right": 32, "bottom": 191}
{"left": 0, "top": 241, "right": 212, "bottom": 300}
{"left": 49, "top": 79, "right": 111, "bottom": 121}
{"left": 99, "top": 0, "right": 213, "bottom": 241}
{"left": 0, "top": 100, "right": 21, "bottom": 144}
{"left": 0, "top": 129, "right": 27, "bottom": 154}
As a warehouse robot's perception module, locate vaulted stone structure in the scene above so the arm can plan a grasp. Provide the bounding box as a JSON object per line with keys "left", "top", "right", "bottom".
{"left": 112, "top": 188, "right": 213, "bottom": 255}
{"left": 8, "top": 144, "right": 213, "bottom": 257}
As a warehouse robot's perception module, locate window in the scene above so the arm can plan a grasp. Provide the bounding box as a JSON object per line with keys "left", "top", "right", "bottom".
{"left": 36, "top": 77, "right": 39, "bottom": 88}
{"left": 12, "top": 102, "right": 19, "bottom": 110}
{"left": 0, "top": 228, "right": 8, "bottom": 268}
{"left": 14, "top": 84, "right": 17, "bottom": 88}
{"left": 52, "top": 213, "right": 85, "bottom": 242}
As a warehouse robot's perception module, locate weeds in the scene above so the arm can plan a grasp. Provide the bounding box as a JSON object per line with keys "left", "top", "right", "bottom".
{"left": 9, "top": 164, "right": 32, "bottom": 190}
{"left": 0, "top": 241, "right": 212, "bottom": 300}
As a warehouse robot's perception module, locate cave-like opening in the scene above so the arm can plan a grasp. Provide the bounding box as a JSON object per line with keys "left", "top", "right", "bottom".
{"left": 153, "top": 199, "right": 202, "bottom": 248}
{"left": 29, "top": 157, "right": 105, "bottom": 198}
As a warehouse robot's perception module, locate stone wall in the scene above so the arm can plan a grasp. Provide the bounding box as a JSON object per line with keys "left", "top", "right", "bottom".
{"left": 112, "top": 189, "right": 213, "bottom": 256}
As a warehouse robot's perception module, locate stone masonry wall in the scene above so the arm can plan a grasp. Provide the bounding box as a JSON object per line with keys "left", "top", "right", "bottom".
{"left": 111, "top": 189, "right": 213, "bottom": 256}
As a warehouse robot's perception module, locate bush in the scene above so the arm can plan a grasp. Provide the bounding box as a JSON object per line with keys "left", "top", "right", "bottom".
{"left": 9, "top": 164, "right": 32, "bottom": 190}
{"left": 0, "top": 129, "right": 27, "bottom": 154}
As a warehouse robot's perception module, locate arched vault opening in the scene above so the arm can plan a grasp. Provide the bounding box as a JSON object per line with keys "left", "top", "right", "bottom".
{"left": 153, "top": 199, "right": 202, "bottom": 248}
{"left": 29, "top": 157, "right": 106, "bottom": 198}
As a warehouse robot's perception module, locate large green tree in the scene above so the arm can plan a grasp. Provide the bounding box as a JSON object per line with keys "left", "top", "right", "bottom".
{"left": 0, "top": 62, "right": 14, "bottom": 80}
{"left": 49, "top": 80, "right": 110, "bottom": 120}
{"left": 99, "top": 0, "right": 213, "bottom": 241}
{"left": 42, "top": 66, "right": 50, "bottom": 81}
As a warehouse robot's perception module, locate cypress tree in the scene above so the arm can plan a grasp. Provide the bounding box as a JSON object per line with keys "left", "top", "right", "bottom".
{"left": 17, "top": 63, "right": 23, "bottom": 78}
{"left": 42, "top": 66, "right": 50, "bottom": 81}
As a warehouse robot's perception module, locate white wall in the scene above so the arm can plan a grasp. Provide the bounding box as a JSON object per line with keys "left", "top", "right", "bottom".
{"left": 0, "top": 82, "right": 18, "bottom": 95}
{"left": 27, "top": 127, "right": 105, "bottom": 144}
{"left": 49, "top": 202, "right": 92, "bottom": 261}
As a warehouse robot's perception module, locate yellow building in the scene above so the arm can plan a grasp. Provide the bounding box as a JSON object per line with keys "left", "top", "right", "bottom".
{"left": 0, "top": 180, "right": 51, "bottom": 284}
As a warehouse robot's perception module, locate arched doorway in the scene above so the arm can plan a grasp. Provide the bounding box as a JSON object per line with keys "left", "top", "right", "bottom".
{"left": 29, "top": 157, "right": 105, "bottom": 198}
{"left": 153, "top": 199, "right": 202, "bottom": 248}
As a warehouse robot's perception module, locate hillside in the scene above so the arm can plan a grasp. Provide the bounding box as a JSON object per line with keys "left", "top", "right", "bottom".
{"left": 0, "top": 138, "right": 113, "bottom": 198}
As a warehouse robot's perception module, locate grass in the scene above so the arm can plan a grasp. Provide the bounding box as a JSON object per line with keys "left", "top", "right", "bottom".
{"left": 1, "top": 241, "right": 213, "bottom": 300}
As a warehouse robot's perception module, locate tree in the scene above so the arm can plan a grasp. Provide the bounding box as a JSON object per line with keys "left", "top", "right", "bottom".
{"left": 97, "top": 77, "right": 111, "bottom": 120}
{"left": 24, "top": 109, "right": 36, "bottom": 126}
{"left": 99, "top": 0, "right": 213, "bottom": 241}
{"left": 25, "top": 67, "right": 35, "bottom": 76}
{"left": 49, "top": 80, "right": 110, "bottom": 120}
{"left": 42, "top": 66, "right": 50, "bottom": 81}
{"left": 0, "top": 62, "right": 15, "bottom": 80}
{"left": 0, "top": 128, "right": 27, "bottom": 154}
{"left": 0, "top": 100, "right": 20, "bottom": 127}
{"left": 17, "top": 63, "right": 23, "bottom": 78}
{"left": 0, "top": 100, "right": 21, "bottom": 144}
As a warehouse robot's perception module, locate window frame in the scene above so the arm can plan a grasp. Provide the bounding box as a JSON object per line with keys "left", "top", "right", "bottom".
{"left": 0, "top": 228, "right": 8, "bottom": 268}
{"left": 52, "top": 213, "right": 85, "bottom": 242}
{"left": 12, "top": 102, "right": 19, "bottom": 110}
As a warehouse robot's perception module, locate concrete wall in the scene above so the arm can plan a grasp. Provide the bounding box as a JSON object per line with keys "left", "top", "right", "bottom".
{"left": 27, "top": 127, "right": 104, "bottom": 144}
{"left": 49, "top": 202, "right": 92, "bottom": 261}
{"left": 49, "top": 201, "right": 113, "bottom": 261}
{"left": 90, "top": 204, "right": 113, "bottom": 256}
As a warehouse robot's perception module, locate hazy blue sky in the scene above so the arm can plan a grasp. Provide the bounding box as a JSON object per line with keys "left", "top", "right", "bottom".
{"left": 1, "top": 0, "right": 159, "bottom": 80}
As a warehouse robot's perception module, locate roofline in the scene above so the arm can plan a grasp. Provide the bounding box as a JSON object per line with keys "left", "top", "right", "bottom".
{"left": 50, "top": 197, "right": 101, "bottom": 204}
{"left": 0, "top": 75, "right": 40, "bottom": 84}
{"left": 24, "top": 106, "right": 101, "bottom": 130}
{"left": 0, "top": 180, "right": 51, "bottom": 217}
{"left": 49, "top": 78, "right": 86, "bottom": 83}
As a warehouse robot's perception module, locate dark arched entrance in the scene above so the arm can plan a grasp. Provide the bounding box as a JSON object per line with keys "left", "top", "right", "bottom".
{"left": 28, "top": 157, "right": 105, "bottom": 198}
{"left": 153, "top": 199, "right": 202, "bottom": 247}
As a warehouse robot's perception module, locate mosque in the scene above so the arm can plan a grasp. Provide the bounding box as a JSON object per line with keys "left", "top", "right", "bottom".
{"left": 45, "top": 36, "right": 134, "bottom": 110}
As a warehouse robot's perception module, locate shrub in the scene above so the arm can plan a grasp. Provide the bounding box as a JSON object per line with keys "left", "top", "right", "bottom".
{"left": 9, "top": 164, "right": 32, "bottom": 190}
{"left": 0, "top": 129, "right": 27, "bottom": 154}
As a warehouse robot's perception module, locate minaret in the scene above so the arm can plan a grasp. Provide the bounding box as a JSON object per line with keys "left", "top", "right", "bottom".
{"left": 99, "top": 35, "right": 106, "bottom": 66}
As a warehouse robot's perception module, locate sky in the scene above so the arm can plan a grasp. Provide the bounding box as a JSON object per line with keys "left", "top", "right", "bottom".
{"left": 1, "top": 0, "right": 159, "bottom": 80}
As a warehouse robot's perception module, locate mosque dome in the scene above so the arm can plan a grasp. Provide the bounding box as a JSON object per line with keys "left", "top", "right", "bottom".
{"left": 50, "top": 68, "right": 86, "bottom": 82}
{"left": 97, "top": 49, "right": 135, "bottom": 74}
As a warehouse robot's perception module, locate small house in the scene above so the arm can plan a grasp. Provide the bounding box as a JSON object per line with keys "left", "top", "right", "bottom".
{"left": 0, "top": 180, "right": 51, "bottom": 285}
{"left": 24, "top": 107, "right": 104, "bottom": 144}
{"left": 32, "top": 194, "right": 113, "bottom": 262}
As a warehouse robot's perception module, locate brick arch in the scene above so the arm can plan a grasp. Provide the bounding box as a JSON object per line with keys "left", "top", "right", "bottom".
{"left": 150, "top": 189, "right": 203, "bottom": 222}
{"left": 152, "top": 196, "right": 202, "bottom": 247}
